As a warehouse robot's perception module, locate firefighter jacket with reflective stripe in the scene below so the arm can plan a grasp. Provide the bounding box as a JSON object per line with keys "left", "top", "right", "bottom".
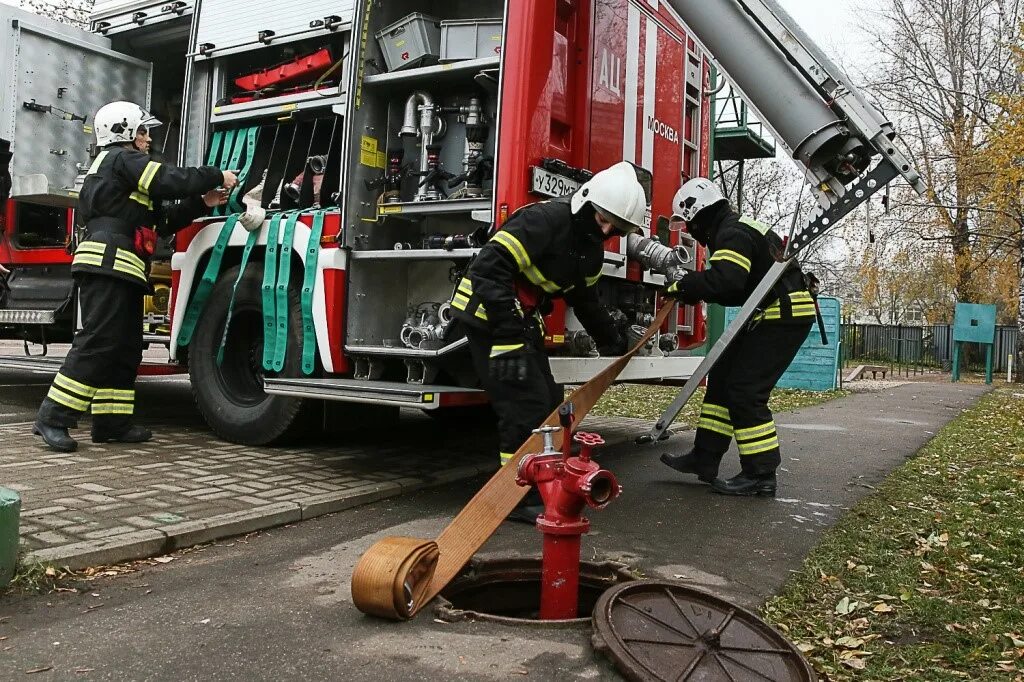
{"left": 671, "top": 204, "right": 815, "bottom": 323}
{"left": 451, "top": 198, "right": 620, "bottom": 350}
{"left": 72, "top": 146, "right": 222, "bottom": 287}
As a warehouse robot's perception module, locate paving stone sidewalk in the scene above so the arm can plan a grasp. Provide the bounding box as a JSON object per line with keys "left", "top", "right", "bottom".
{"left": 0, "top": 413, "right": 648, "bottom": 570}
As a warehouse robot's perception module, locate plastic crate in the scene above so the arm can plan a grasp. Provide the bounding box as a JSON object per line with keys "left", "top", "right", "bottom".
{"left": 440, "top": 18, "right": 503, "bottom": 62}
{"left": 375, "top": 13, "right": 442, "bottom": 72}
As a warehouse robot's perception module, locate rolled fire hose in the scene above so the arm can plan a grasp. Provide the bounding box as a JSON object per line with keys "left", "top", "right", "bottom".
{"left": 351, "top": 301, "right": 676, "bottom": 620}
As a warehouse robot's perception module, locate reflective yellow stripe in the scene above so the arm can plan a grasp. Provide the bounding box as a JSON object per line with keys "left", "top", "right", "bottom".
{"left": 522, "top": 265, "right": 560, "bottom": 293}
{"left": 47, "top": 386, "right": 90, "bottom": 411}
{"left": 738, "top": 216, "right": 772, "bottom": 236}
{"left": 697, "top": 417, "right": 734, "bottom": 437}
{"left": 139, "top": 161, "right": 162, "bottom": 193}
{"left": 72, "top": 254, "right": 105, "bottom": 268}
{"left": 76, "top": 241, "right": 107, "bottom": 255}
{"left": 491, "top": 231, "right": 531, "bottom": 270}
{"left": 87, "top": 151, "right": 109, "bottom": 175}
{"left": 475, "top": 307, "right": 488, "bottom": 321}
{"left": 789, "top": 292, "right": 813, "bottom": 302}
{"left": 739, "top": 437, "right": 780, "bottom": 455}
{"left": 54, "top": 373, "right": 98, "bottom": 398}
{"left": 700, "top": 403, "right": 730, "bottom": 420}
{"left": 116, "top": 248, "right": 146, "bottom": 271}
{"left": 451, "top": 293, "right": 470, "bottom": 310}
{"left": 95, "top": 388, "right": 135, "bottom": 401}
{"left": 499, "top": 452, "right": 515, "bottom": 466}
{"left": 129, "top": 191, "right": 154, "bottom": 209}
{"left": 112, "top": 263, "right": 147, "bottom": 281}
{"left": 490, "top": 343, "right": 524, "bottom": 357}
{"left": 735, "top": 421, "right": 776, "bottom": 440}
{"left": 585, "top": 272, "right": 601, "bottom": 287}
{"left": 91, "top": 403, "right": 134, "bottom": 415}
{"left": 709, "top": 249, "right": 751, "bottom": 272}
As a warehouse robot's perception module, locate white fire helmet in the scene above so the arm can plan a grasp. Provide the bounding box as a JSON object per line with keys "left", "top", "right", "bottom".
{"left": 570, "top": 161, "right": 651, "bottom": 235}
{"left": 94, "top": 101, "right": 162, "bottom": 147}
{"left": 671, "top": 177, "right": 726, "bottom": 223}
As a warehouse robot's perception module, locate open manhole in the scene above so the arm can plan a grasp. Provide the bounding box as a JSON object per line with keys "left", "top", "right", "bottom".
{"left": 434, "top": 556, "right": 636, "bottom": 627}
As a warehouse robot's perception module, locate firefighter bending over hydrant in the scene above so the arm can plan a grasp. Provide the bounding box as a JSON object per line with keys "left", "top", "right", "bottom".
{"left": 34, "top": 101, "right": 236, "bottom": 452}
{"left": 449, "top": 162, "right": 674, "bottom": 523}
{"left": 662, "top": 178, "right": 816, "bottom": 496}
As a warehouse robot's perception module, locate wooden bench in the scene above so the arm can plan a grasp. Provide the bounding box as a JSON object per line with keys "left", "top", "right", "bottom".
{"left": 845, "top": 364, "right": 889, "bottom": 382}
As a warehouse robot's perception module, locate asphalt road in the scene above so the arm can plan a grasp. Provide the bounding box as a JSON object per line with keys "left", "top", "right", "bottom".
{"left": 0, "top": 369, "right": 989, "bottom": 680}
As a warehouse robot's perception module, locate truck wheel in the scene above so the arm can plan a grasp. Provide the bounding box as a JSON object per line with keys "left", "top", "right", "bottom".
{"left": 188, "top": 263, "right": 308, "bottom": 445}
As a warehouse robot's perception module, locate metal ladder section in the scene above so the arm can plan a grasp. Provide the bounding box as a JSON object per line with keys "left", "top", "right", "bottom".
{"left": 640, "top": 164, "right": 904, "bottom": 443}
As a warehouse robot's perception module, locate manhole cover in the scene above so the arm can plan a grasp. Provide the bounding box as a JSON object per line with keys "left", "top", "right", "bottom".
{"left": 592, "top": 580, "right": 816, "bottom": 681}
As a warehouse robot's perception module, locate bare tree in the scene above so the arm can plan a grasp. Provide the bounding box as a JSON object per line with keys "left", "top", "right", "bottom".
{"left": 865, "top": 0, "right": 1022, "bottom": 304}
{"left": 722, "top": 158, "right": 847, "bottom": 291}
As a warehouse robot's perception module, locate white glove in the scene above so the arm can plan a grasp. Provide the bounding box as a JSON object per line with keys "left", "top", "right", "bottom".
{"left": 238, "top": 173, "right": 267, "bottom": 232}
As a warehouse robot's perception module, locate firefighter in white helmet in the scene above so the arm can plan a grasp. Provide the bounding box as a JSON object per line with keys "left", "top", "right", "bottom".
{"left": 661, "top": 177, "right": 816, "bottom": 496}
{"left": 33, "top": 101, "right": 237, "bottom": 452}
{"left": 450, "top": 161, "right": 647, "bottom": 522}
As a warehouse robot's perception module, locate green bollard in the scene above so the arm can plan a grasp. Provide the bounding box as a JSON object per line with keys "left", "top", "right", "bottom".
{"left": 0, "top": 487, "right": 21, "bottom": 588}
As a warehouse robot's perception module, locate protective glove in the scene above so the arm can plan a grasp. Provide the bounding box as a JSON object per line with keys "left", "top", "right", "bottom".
{"left": 238, "top": 171, "right": 268, "bottom": 232}
{"left": 665, "top": 277, "right": 699, "bottom": 304}
{"left": 489, "top": 342, "right": 530, "bottom": 383}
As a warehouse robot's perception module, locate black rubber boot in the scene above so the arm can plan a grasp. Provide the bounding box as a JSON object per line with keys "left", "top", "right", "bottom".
{"left": 711, "top": 472, "right": 777, "bottom": 497}
{"left": 33, "top": 421, "right": 78, "bottom": 453}
{"left": 506, "top": 487, "right": 545, "bottom": 525}
{"left": 92, "top": 424, "right": 152, "bottom": 444}
{"left": 660, "top": 451, "right": 717, "bottom": 483}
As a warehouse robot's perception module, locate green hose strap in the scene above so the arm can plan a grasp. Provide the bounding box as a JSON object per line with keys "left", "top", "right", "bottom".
{"left": 177, "top": 215, "right": 239, "bottom": 347}
{"left": 214, "top": 127, "right": 250, "bottom": 217}
{"left": 216, "top": 128, "right": 237, "bottom": 169}
{"left": 300, "top": 210, "right": 325, "bottom": 375}
{"left": 261, "top": 212, "right": 283, "bottom": 370}
{"left": 228, "top": 126, "right": 259, "bottom": 214}
{"left": 271, "top": 212, "right": 300, "bottom": 372}
{"left": 206, "top": 130, "right": 224, "bottom": 166}
{"left": 216, "top": 224, "right": 261, "bottom": 367}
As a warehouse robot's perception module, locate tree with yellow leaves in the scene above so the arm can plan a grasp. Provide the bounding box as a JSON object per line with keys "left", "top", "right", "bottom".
{"left": 977, "top": 33, "right": 1024, "bottom": 381}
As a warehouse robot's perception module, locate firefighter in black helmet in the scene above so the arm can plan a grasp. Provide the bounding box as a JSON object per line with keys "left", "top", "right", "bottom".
{"left": 33, "top": 101, "right": 236, "bottom": 452}
{"left": 661, "top": 178, "right": 815, "bottom": 496}
{"left": 450, "top": 162, "right": 650, "bottom": 523}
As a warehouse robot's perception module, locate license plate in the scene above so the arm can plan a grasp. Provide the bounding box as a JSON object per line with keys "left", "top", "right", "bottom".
{"left": 530, "top": 166, "right": 581, "bottom": 198}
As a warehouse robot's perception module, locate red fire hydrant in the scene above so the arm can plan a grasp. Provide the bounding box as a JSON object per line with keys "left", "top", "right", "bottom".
{"left": 516, "top": 403, "right": 621, "bottom": 620}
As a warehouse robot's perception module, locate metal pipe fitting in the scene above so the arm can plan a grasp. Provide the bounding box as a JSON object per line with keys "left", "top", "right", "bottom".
{"left": 400, "top": 91, "right": 434, "bottom": 137}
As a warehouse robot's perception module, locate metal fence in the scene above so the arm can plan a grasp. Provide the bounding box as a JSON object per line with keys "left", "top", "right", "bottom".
{"left": 841, "top": 324, "right": 1019, "bottom": 374}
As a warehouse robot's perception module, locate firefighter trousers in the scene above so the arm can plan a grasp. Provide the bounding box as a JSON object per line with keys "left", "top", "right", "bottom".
{"left": 37, "top": 273, "right": 145, "bottom": 435}
{"left": 692, "top": 321, "right": 813, "bottom": 477}
{"left": 462, "top": 320, "right": 563, "bottom": 469}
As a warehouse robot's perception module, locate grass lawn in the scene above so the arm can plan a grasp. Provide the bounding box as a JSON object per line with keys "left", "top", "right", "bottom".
{"left": 762, "top": 387, "right": 1024, "bottom": 680}
{"left": 590, "top": 384, "right": 849, "bottom": 425}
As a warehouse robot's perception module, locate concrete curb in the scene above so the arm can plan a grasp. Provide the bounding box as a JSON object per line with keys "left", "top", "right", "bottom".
{"left": 23, "top": 464, "right": 494, "bottom": 572}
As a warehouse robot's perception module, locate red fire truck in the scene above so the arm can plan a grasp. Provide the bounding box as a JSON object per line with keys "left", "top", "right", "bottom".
{"left": 0, "top": 0, "right": 922, "bottom": 445}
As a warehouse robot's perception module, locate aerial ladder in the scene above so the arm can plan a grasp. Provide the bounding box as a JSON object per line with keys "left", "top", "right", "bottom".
{"left": 642, "top": 0, "right": 925, "bottom": 442}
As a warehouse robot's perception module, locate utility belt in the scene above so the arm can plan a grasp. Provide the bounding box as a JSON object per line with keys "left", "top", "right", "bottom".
{"left": 86, "top": 217, "right": 158, "bottom": 259}
{"left": 749, "top": 267, "right": 816, "bottom": 326}
{"left": 72, "top": 217, "right": 153, "bottom": 286}
{"left": 450, "top": 275, "right": 549, "bottom": 333}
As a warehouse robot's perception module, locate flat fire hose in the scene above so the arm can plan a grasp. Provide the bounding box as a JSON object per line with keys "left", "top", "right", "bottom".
{"left": 261, "top": 211, "right": 284, "bottom": 368}
{"left": 300, "top": 210, "right": 326, "bottom": 375}
{"left": 351, "top": 301, "right": 676, "bottom": 620}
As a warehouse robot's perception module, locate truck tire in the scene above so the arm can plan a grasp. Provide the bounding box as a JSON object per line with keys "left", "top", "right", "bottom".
{"left": 188, "top": 263, "right": 308, "bottom": 445}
